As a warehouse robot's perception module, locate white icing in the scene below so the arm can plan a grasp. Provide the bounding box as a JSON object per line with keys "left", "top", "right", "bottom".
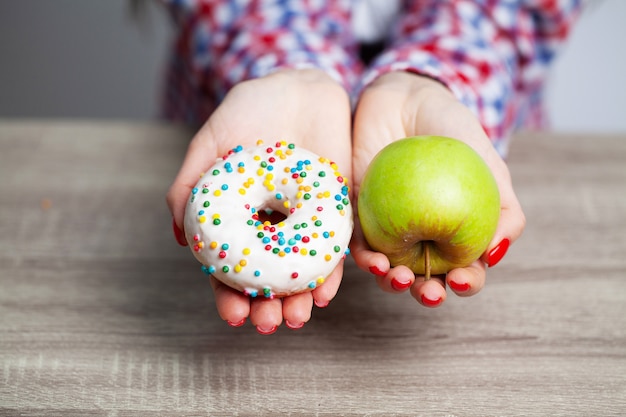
{"left": 184, "top": 142, "right": 354, "bottom": 298}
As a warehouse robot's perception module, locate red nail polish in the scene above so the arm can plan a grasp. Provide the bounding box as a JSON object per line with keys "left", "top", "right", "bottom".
{"left": 227, "top": 318, "right": 246, "bottom": 328}
{"left": 449, "top": 280, "right": 471, "bottom": 292}
{"left": 285, "top": 320, "right": 304, "bottom": 330}
{"left": 391, "top": 278, "right": 412, "bottom": 291}
{"left": 421, "top": 294, "right": 442, "bottom": 307}
{"left": 256, "top": 325, "right": 278, "bottom": 335}
{"left": 172, "top": 218, "right": 188, "bottom": 247}
{"left": 314, "top": 299, "right": 329, "bottom": 308}
{"left": 369, "top": 265, "right": 387, "bottom": 277}
{"left": 487, "top": 238, "right": 510, "bottom": 267}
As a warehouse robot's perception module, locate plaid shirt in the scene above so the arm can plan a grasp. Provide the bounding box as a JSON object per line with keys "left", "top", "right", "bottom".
{"left": 162, "top": 0, "right": 581, "bottom": 156}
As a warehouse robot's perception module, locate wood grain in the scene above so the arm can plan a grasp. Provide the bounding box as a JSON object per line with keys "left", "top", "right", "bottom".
{"left": 1, "top": 121, "right": 625, "bottom": 416}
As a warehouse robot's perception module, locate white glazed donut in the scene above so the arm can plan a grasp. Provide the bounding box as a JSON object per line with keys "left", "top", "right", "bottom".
{"left": 184, "top": 141, "right": 353, "bottom": 298}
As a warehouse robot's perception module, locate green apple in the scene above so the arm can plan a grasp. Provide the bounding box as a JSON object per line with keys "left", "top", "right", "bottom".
{"left": 357, "top": 136, "right": 500, "bottom": 278}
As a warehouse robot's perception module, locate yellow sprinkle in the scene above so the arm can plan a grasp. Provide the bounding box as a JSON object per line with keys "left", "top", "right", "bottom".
{"left": 212, "top": 213, "right": 220, "bottom": 219}
{"left": 234, "top": 265, "right": 242, "bottom": 273}
{"left": 331, "top": 163, "right": 338, "bottom": 170}
{"left": 238, "top": 167, "right": 245, "bottom": 173}
{"left": 330, "top": 231, "right": 335, "bottom": 237}
{"left": 243, "top": 248, "right": 251, "bottom": 255}
{"left": 323, "top": 191, "right": 331, "bottom": 198}
{"left": 340, "top": 210, "right": 345, "bottom": 216}
{"left": 276, "top": 150, "right": 283, "bottom": 156}
{"left": 209, "top": 241, "right": 218, "bottom": 249}
{"left": 296, "top": 191, "right": 303, "bottom": 199}
{"left": 317, "top": 193, "right": 324, "bottom": 199}
{"left": 256, "top": 139, "right": 264, "bottom": 146}
{"left": 304, "top": 186, "right": 312, "bottom": 192}
{"left": 267, "top": 184, "right": 276, "bottom": 191}
{"left": 248, "top": 177, "right": 255, "bottom": 184}
{"left": 324, "top": 254, "right": 332, "bottom": 261}
{"left": 257, "top": 168, "right": 264, "bottom": 176}
{"left": 317, "top": 277, "right": 325, "bottom": 285}
{"left": 239, "top": 189, "right": 246, "bottom": 195}
{"left": 263, "top": 221, "right": 271, "bottom": 227}
{"left": 214, "top": 190, "right": 221, "bottom": 197}
{"left": 311, "top": 216, "right": 318, "bottom": 221}
{"left": 280, "top": 140, "right": 287, "bottom": 146}
{"left": 257, "top": 224, "right": 264, "bottom": 230}
{"left": 254, "top": 155, "right": 261, "bottom": 161}
{"left": 282, "top": 178, "right": 288, "bottom": 185}
{"left": 280, "top": 154, "right": 287, "bottom": 160}
{"left": 198, "top": 216, "right": 206, "bottom": 223}
{"left": 198, "top": 242, "right": 204, "bottom": 248}
{"left": 277, "top": 222, "right": 285, "bottom": 228}
{"left": 296, "top": 203, "right": 302, "bottom": 208}
{"left": 300, "top": 248, "right": 308, "bottom": 256}
{"left": 278, "top": 251, "right": 286, "bottom": 257}
{"left": 239, "top": 259, "right": 247, "bottom": 267}
{"left": 306, "top": 165, "right": 312, "bottom": 171}
{"left": 283, "top": 201, "right": 291, "bottom": 209}
{"left": 285, "top": 149, "right": 292, "bottom": 155}
{"left": 319, "top": 157, "right": 327, "bottom": 163}
{"left": 312, "top": 233, "right": 319, "bottom": 239}
{"left": 296, "top": 178, "right": 303, "bottom": 184}
{"left": 284, "top": 167, "right": 291, "bottom": 173}
{"left": 265, "top": 173, "right": 274, "bottom": 180}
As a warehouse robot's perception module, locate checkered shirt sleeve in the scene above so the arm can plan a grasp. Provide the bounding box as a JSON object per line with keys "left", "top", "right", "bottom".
{"left": 161, "top": 0, "right": 362, "bottom": 126}
{"left": 359, "top": 0, "right": 582, "bottom": 155}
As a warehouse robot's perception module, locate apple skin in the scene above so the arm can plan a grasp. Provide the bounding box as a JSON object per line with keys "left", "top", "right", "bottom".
{"left": 357, "top": 136, "right": 500, "bottom": 275}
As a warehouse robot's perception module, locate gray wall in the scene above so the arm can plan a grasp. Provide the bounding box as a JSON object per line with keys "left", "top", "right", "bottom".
{"left": 1, "top": 0, "right": 624, "bottom": 132}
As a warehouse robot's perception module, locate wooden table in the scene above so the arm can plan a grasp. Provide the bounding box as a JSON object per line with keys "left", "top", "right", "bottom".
{"left": 1, "top": 121, "right": 625, "bottom": 416}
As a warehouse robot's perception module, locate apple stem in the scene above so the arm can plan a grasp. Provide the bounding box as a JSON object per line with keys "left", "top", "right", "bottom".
{"left": 424, "top": 242, "right": 431, "bottom": 281}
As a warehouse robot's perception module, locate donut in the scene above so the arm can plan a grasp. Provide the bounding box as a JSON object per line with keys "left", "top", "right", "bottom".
{"left": 184, "top": 140, "right": 353, "bottom": 298}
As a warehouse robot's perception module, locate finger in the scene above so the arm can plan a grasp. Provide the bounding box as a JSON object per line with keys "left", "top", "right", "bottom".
{"left": 282, "top": 292, "right": 314, "bottom": 330}
{"left": 249, "top": 296, "right": 283, "bottom": 335}
{"left": 375, "top": 265, "right": 415, "bottom": 293}
{"left": 311, "top": 259, "right": 344, "bottom": 308}
{"left": 481, "top": 185, "right": 526, "bottom": 268}
{"left": 350, "top": 221, "right": 391, "bottom": 278}
{"left": 209, "top": 276, "right": 251, "bottom": 326}
{"left": 410, "top": 275, "right": 447, "bottom": 308}
{"left": 166, "top": 129, "right": 220, "bottom": 230}
{"left": 446, "top": 260, "right": 486, "bottom": 297}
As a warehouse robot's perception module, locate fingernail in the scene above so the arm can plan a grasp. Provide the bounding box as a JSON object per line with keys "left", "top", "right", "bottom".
{"left": 421, "top": 294, "right": 442, "bottom": 307}
{"left": 172, "top": 218, "right": 188, "bottom": 247}
{"left": 256, "top": 325, "right": 278, "bottom": 335}
{"left": 487, "top": 238, "right": 510, "bottom": 267}
{"left": 391, "top": 277, "right": 412, "bottom": 291}
{"left": 448, "top": 280, "right": 471, "bottom": 292}
{"left": 285, "top": 320, "right": 304, "bottom": 330}
{"left": 227, "top": 318, "right": 246, "bottom": 328}
{"left": 369, "top": 265, "right": 387, "bottom": 277}
{"left": 314, "top": 299, "right": 329, "bottom": 308}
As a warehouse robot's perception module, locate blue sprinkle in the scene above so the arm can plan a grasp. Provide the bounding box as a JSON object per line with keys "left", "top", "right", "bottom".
{"left": 295, "top": 234, "right": 302, "bottom": 240}
{"left": 278, "top": 238, "right": 285, "bottom": 245}
{"left": 334, "top": 194, "right": 342, "bottom": 201}
{"left": 221, "top": 184, "right": 228, "bottom": 190}
{"left": 275, "top": 193, "right": 282, "bottom": 200}
{"left": 267, "top": 165, "right": 274, "bottom": 171}
{"left": 344, "top": 248, "right": 351, "bottom": 255}
{"left": 251, "top": 207, "right": 256, "bottom": 213}
{"left": 238, "top": 161, "right": 245, "bottom": 167}
{"left": 288, "top": 238, "right": 297, "bottom": 245}
{"left": 221, "top": 243, "right": 229, "bottom": 250}
{"left": 323, "top": 232, "right": 330, "bottom": 238}
{"left": 235, "top": 145, "right": 243, "bottom": 152}
{"left": 262, "top": 237, "right": 270, "bottom": 244}
{"left": 198, "top": 210, "right": 205, "bottom": 215}
{"left": 249, "top": 290, "right": 258, "bottom": 298}
{"left": 192, "top": 187, "right": 199, "bottom": 194}
{"left": 308, "top": 282, "right": 316, "bottom": 289}
{"left": 284, "top": 247, "right": 291, "bottom": 253}
{"left": 254, "top": 270, "right": 261, "bottom": 277}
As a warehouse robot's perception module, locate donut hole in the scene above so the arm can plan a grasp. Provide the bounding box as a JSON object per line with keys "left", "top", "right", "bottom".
{"left": 256, "top": 207, "right": 288, "bottom": 225}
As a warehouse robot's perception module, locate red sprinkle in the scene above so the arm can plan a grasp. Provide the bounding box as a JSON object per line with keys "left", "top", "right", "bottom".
{"left": 337, "top": 176, "right": 343, "bottom": 183}
{"left": 265, "top": 245, "right": 272, "bottom": 251}
{"left": 302, "top": 236, "right": 310, "bottom": 243}
{"left": 292, "top": 246, "right": 299, "bottom": 253}
{"left": 218, "top": 251, "right": 227, "bottom": 258}
{"left": 269, "top": 157, "right": 276, "bottom": 163}
{"left": 316, "top": 206, "right": 323, "bottom": 212}
{"left": 266, "top": 147, "right": 273, "bottom": 153}
{"left": 291, "top": 272, "right": 298, "bottom": 279}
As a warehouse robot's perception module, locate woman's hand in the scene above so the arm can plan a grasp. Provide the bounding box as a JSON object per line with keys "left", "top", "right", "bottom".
{"left": 351, "top": 72, "right": 525, "bottom": 307}
{"left": 167, "top": 69, "right": 353, "bottom": 333}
